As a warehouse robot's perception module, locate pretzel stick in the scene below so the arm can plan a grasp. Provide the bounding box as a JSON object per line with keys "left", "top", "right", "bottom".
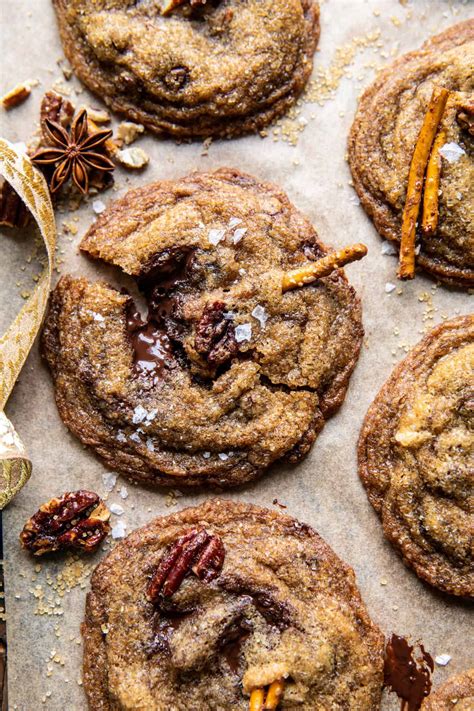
{"left": 249, "top": 688, "right": 265, "bottom": 711}
{"left": 421, "top": 127, "right": 446, "bottom": 236}
{"left": 264, "top": 679, "right": 285, "bottom": 709}
{"left": 398, "top": 86, "right": 450, "bottom": 280}
{"left": 282, "top": 243, "right": 367, "bottom": 292}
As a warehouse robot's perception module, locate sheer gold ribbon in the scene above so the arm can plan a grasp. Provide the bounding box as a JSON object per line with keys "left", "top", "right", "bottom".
{"left": 0, "top": 139, "right": 56, "bottom": 508}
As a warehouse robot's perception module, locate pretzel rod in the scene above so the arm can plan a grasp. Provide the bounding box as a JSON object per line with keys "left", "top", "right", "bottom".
{"left": 398, "top": 86, "right": 450, "bottom": 280}
{"left": 264, "top": 679, "right": 285, "bottom": 709}
{"left": 249, "top": 688, "right": 265, "bottom": 711}
{"left": 249, "top": 679, "right": 285, "bottom": 711}
{"left": 282, "top": 243, "right": 367, "bottom": 292}
{"left": 421, "top": 127, "right": 446, "bottom": 236}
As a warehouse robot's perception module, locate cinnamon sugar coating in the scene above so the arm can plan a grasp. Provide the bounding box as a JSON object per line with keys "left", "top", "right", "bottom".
{"left": 52, "top": 0, "right": 320, "bottom": 138}
{"left": 358, "top": 315, "right": 474, "bottom": 597}
{"left": 349, "top": 21, "right": 474, "bottom": 288}
{"left": 82, "top": 500, "right": 384, "bottom": 710}
{"left": 42, "top": 169, "right": 363, "bottom": 489}
{"left": 422, "top": 668, "right": 474, "bottom": 710}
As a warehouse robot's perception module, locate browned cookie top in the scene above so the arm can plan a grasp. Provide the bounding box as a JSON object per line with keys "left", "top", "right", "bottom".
{"left": 422, "top": 668, "right": 474, "bottom": 710}
{"left": 82, "top": 500, "right": 384, "bottom": 710}
{"left": 349, "top": 21, "right": 474, "bottom": 287}
{"left": 52, "top": 0, "right": 320, "bottom": 138}
{"left": 42, "top": 169, "right": 363, "bottom": 489}
{"left": 358, "top": 315, "right": 474, "bottom": 598}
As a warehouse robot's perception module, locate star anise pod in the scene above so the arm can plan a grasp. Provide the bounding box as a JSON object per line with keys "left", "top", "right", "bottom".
{"left": 31, "top": 109, "right": 115, "bottom": 194}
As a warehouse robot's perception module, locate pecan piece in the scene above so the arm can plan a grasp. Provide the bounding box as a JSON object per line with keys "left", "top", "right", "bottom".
{"left": 40, "top": 91, "right": 75, "bottom": 138}
{"left": 457, "top": 99, "right": 474, "bottom": 136}
{"left": 1, "top": 82, "right": 31, "bottom": 110}
{"left": 194, "top": 301, "right": 238, "bottom": 367}
{"left": 147, "top": 528, "right": 225, "bottom": 603}
{"left": 20, "top": 490, "right": 110, "bottom": 556}
{"left": 0, "top": 180, "right": 30, "bottom": 228}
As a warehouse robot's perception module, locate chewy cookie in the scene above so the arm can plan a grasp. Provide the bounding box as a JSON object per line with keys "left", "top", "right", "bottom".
{"left": 52, "top": 0, "right": 320, "bottom": 138}
{"left": 42, "top": 169, "right": 364, "bottom": 489}
{"left": 349, "top": 20, "right": 474, "bottom": 287}
{"left": 422, "top": 668, "right": 474, "bottom": 710}
{"left": 82, "top": 500, "right": 385, "bottom": 710}
{"left": 358, "top": 315, "right": 474, "bottom": 597}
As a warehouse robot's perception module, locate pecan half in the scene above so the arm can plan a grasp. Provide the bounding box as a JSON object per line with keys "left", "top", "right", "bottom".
{"left": 147, "top": 528, "right": 225, "bottom": 603}
{"left": 194, "top": 301, "right": 238, "bottom": 367}
{"left": 20, "top": 490, "right": 110, "bottom": 556}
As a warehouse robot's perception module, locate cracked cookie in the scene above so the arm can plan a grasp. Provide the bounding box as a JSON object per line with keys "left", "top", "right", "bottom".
{"left": 422, "top": 668, "right": 474, "bottom": 710}
{"left": 82, "top": 499, "right": 385, "bottom": 710}
{"left": 358, "top": 315, "right": 474, "bottom": 597}
{"left": 52, "top": 0, "right": 320, "bottom": 138}
{"left": 42, "top": 168, "right": 364, "bottom": 489}
{"left": 348, "top": 20, "right": 474, "bottom": 287}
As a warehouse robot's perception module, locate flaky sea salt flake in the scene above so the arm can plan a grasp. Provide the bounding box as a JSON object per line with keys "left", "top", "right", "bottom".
{"left": 251, "top": 305, "right": 268, "bottom": 328}
{"left": 110, "top": 503, "right": 124, "bottom": 516}
{"left": 146, "top": 438, "right": 155, "bottom": 452}
{"left": 102, "top": 472, "right": 117, "bottom": 492}
{"left": 439, "top": 142, "right": 466, "bottom": 163}
{"left": 233, "top": 227, "right": 247, "bottom": 244}
{"left": 111, "top": 520, "right": 127, "bottom": 539}
{"left": 381, "top": 241, "right": 397, "bottom": 256}
{"left": 92, "top": 200, "right": 106, "bottom": 214}
{"left": 435, "top": 654, "right": 451, "bottom": 666}
{"left": 132, "top": 405, "right": 148, "bottom": 424}
{"left": 208, "top": 228, "right": 226, "bottom": 246}
{"left": 235, "top": 323, "right": 252, "bottom": 342}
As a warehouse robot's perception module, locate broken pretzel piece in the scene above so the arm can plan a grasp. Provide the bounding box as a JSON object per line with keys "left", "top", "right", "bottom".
{"left": 147, "top": 528, "right": 225, "bottom": 603}
{"left": 281, "top": 243, "right": 367, "bottom": 292}
{"left": 398, "top": 86, "right": 450, "bottom": 280}
{"left": 20, "top": 490, "right": 110, "bottom": 556}
{"left": 249, "top": 679, "right": 285, "bottom": 710}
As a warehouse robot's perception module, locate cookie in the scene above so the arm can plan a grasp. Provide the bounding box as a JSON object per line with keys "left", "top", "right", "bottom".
{"left": 358, "top": 315, "right": 474, "bottom": 597}
{"left": 42, "top": 168, "right": 364, "bottom": 489}
{"left": 422, "top": 668, "right": 474, "bottom": 710}
{"left": 348, "top": 20, "right": 474, "bottom": 287}
{"left": 52, "top": 0, "right": 320, "bottom": 138}
{"left": 82, "top": 500, "right": 385, "bottom": 710}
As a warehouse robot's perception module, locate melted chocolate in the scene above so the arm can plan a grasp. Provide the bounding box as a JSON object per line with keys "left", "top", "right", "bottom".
{"left": 218, "top": 613, "right": 253, "bottom": 675}
{"left": 384, "top": 634, "right": 434, "bottom": 711}
{"left": 147, "top": 611, "right": 188, "bottom": 657}
{"left": 126, "top": 302, "right": 174, "bottom": 380}
{"left": 139, "top": 247, "right": 196, "bottom": 295}
{"left": 222, "top": 630, "right": 250, "bottom": 674}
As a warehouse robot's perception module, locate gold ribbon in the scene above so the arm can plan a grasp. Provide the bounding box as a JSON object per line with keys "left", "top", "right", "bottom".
{"left": 0, "top": 139, "right": 56, "bottom": 509}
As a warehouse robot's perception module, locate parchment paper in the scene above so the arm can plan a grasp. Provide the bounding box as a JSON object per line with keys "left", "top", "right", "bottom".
{"left": 1, "top": 1, "right": 472, "bottom": 709}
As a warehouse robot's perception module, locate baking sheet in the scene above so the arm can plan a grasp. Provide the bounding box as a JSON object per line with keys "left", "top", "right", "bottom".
{"left": 1, "top": 0, "right": 472, "bottom": 708}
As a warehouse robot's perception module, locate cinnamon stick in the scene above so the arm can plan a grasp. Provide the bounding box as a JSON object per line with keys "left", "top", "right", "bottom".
{"left": 398, "top": 86, "right": 449, "bottom": 280}
{"left": 282, "top": 243, "right": 367, "bottom": 292}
